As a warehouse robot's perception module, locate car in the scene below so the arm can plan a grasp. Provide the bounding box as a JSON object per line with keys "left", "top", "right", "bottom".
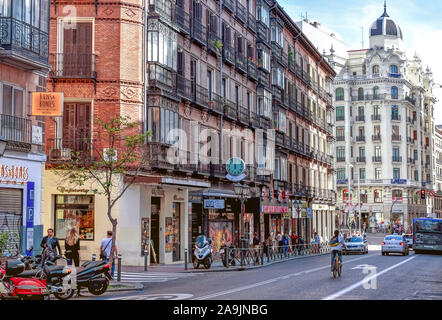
{"left": 381, "top": 235, "right": 410, "bottom": 256}
{"left": 344, "top": 236, "right": 368, "bottom": 255}
{"left": 403, "top": 233, "right": 413, "bottom": 249}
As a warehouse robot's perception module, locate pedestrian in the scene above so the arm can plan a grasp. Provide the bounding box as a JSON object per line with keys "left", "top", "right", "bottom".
{"left": 252, "top": 232, "right": 260, "bottom": 263}
{"left": 276, "top": 232, "right": 283, "bottom": 253}
{"left": 65, "top": 227, "right": 80, "bottom": 267}
{"left": 40, "top": 228, "right": 62, "bottom": 264}
{"left": 266, "top": 234, "right": 274, "bottom": 258}
{"left": 314, "top": 232, "right": 320, "bottom": 253}
{"left": 100, "top": 231, "right": 118, "bottom": 279}
{"left": 282, "top": 233, "right": 289, "bottom": 256}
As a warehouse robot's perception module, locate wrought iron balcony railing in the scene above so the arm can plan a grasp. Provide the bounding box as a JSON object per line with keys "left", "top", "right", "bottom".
{"left": 0, "top": 114, "right": 32, "bottom": 146}
{"left": 372, "top": 135, "right": 381, "bottom": 142}
{"left": 371, "top": 114, "right": 381, "bottom": 121}
{"left": 235, "top": 1, "right": 247, "bottom": 24}
{"left": 50, "top": 53, "right": 96, "bottom": 78}
{"left": 191, "top": 20, "right": 207, "bottom": 46}
{"left": 174, "top": 5, "right": 190, "bottom": 34}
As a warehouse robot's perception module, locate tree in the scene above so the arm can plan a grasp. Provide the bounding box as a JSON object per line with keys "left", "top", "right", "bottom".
{"left": 54, "top": 115, "right": 150, "bottom": 274}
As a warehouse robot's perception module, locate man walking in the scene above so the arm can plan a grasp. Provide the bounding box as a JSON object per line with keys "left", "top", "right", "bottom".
{"left": 100, "top": 231, "right": 118, "bottom": 279}
{"left": 40, "top": 228, "right": 62, "bottom": 263}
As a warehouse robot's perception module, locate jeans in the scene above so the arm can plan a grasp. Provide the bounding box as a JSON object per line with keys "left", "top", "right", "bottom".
{"left": 105, "top": 257, "right": 116, "bottom": 278}
{"left": 331, "top": 250, "right": 342, "bottom": 271}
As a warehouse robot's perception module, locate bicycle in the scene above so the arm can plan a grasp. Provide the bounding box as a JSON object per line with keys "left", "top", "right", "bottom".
{"left": 331, "top": 251, "right": 342, "bottom": 278}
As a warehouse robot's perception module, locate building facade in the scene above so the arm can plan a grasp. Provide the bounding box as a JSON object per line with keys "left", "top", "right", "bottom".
{"left": 432, "top": 126, "right": 442, "bottom": 218}
{"left": 43, "top": 0, "right": 336, "bottom": 266}
{"left": 333, "top": 5, "right": 436, "bottom": 233}
{"left": 0, "top": 0, "right": 49, "bottom": 255}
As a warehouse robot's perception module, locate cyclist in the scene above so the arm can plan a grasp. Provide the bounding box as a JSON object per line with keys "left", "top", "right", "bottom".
{"left": 330, "top": 230, "right": 347, "bottom": 272}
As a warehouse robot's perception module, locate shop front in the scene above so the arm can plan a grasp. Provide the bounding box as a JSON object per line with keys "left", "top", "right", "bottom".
{"left": 262, "top": 204, "right": 290, "bottom": 240}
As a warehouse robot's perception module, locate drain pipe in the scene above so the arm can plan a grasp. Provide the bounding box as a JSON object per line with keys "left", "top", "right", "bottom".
{"left": 219, "top": 0, "right": 223, "bottom": 169}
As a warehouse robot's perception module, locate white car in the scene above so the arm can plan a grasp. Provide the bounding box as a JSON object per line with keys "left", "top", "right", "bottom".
{"left": 344, "top": 236, "right": 368, "bottom": 254}
{"left": 381, "top": 235, "right": 410, "bottom": 256}
{"left": 403, "top": 234, "right": 413, "bottom": 249}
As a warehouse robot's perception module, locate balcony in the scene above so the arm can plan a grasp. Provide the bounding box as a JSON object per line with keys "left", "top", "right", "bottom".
{"left": 174, "top": 5, "right": 190, "bottom": 34}
{"left": 235, "top": 1, "right": 247, "bottom": 24}
{"left": 256, "top": 21, "right": 270, "bottom": 45}
{"left": 50, "top": 53, "right": 96, "bottom": 79}
{"left": 336, "top": 158, "right": 346, "bottom": 163}
{"left": 47, "top": 138, "right": 73, "bottom": 162}
{"left": 236, "top": 53, "right": 247, "bottom": 74}
{"left": 352, "top": 94, "right": 386, "bottom": 101}
{"left": 237, "top": 106, "right": 249, "bottom": 125}
{"left": 371, "top": 114, "right": 381, "bottom": 121}
{"left": 405, "top": 96, "right": 416, "bottom": 106}
{"left": 355, "top": 115, "right": 365, "bottom": 122}
{"left": 336, "top": 136, "right": 345, "bottom": 142}
{"left": 391, "top": 115, "right": 401, "bottom": 121}
{"left": 336, "top": 116, "right": 345, "bottom": 122}
{"left": 0, "top": 17, "right": 49, "bottom": 70}
{"left": 208, "top": 92, "right": 224, "bottom": 115}
{"left": 407, "top": 137, "right": 415, "bottom": 144}
{"left": 223, "top": 0, "right": 235, "bottom": 13}
{"left": 223, "top": 100, "right": 238, "bottom": 120}
{"left": 356, "top": 157, "right": 366, "bottom": 163}
{"left": 149, "top": 64, "right": 175, "bottom": 92}
{"left": 222, "top": 43, "right": 235, "bottom": 66}
{"left": 259, "top": 116, "right": 272, "bottom": 130}
{"left": 0, "top": 114, "right": 32, "bottom": 148}
{"left": 372, "top": 135, "right": 381, "bottom": 142}
{"left": 207, "top": 31, "right": 221, "bottom": 56}
{"left": 247, "top": 59, "right": 258, "bottom": 81}
{"left": 392, "top": 156, "right": 402, "bottom": 163}
{"left": 148, "top": 142, "right": 176, "bottom": 171}
{"left": 247, "top": 13, "right": 256, "bottom": 33}
{"left": 176, "top": 74, "right": 192, "bottom": 101}
{"left": 191, "top": 20, "right": 207, "bottom": 47}
{"left": 408, "top": 158, "right": 416, "bottom": 165}
{"left": 372, "top": 156, "right": 382, "bottom": 163}
{"left": 356, "top": 136, "right": 366, "bottom": 142}
{"left": 192, "top": 83, "right": 209, "bottom": 108}
{"left": 392, "top": 135, "right": 401, "bottom": 142}
{"left": 250, "top": 112, "right": 260, "bottom": 128}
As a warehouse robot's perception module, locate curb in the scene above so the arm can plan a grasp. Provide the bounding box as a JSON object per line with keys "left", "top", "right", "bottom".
{"left": 108, "top": 282, "right": 144, "bottom": 292}
{"left": 183, "top": 251, "right": 330, "bottom": 273}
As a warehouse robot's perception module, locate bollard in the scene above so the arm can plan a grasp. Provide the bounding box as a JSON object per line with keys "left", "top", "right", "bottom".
{"left": 117, "top": 254, "right": 122, "bottom": 282}
{"left": 184, "top": 248, "right": 188, "bottom": 271}
{"left": 92, "top": 253, "right": 96, "bottom": 261}
{"left": 144, "top": 250, "right": 148, "bottom": 271}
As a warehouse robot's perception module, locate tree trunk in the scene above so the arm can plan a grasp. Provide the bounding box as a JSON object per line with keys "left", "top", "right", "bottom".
{"left": 107, "top": 206, "right": 118, "bottom": 278}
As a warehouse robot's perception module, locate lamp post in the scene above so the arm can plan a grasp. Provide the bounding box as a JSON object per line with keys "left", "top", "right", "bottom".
{"left": 348, "top": 164, "right": 353, "bottom": 233}
{"left": 0, "top": 136, "right": 7, "bottom": 158}
{"left": 234, "top": 183, "right": 250, "bottom": 266}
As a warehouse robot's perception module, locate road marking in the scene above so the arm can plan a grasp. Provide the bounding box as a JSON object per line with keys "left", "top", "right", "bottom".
{"left": 108, "top": 293, "right": 194, "bottom": 300}
{"left": 118, "top": 271, "right": 199, "bottom": 283}
{"left": 194, "top": 253, "right": 377, "bottom": 300}
{"left": 322, "top": 255, "right": 417, "bottom": 300}
{"left": 351, "top": 264, "right": 375, "bottom": 270}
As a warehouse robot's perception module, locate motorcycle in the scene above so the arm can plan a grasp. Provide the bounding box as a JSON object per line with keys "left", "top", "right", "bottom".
{"left": 220, "top": 245, "right": 237, "bottom": 267}
{"left": 69, "top": 260, "right": 112, "bottom": 296}
{"left": 0, "top": 259, "right": 51, "bottom": 300}
{"left": 193, "top": 240, "right": 213, "bottom": 269}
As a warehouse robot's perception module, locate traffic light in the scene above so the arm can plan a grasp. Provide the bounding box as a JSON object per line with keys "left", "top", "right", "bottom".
{"left": 420, "top": 189, "right": 426, "bottom": 199}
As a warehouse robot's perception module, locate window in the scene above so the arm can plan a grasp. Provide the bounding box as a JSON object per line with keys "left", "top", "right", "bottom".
{"left": 336, "top": 147, "right": 345, "bottom": 161}
{"left": 257, "top": 1, "right": 270, "bottom": 27}
{"left": 335, "top": 88, "right": 344, "bottom": 101}
{"left": 373, "top": 86, "right": 379, "bottom": 98}
{"left": 62, "top": 103, "right": 91, "bottom": 154}
{"left": 374, "top": 189, "right": 383, "bottom": 203}
{"left": 336, "top": 107, "right": 345, "bottom": 121}
{"left": 392, "top": 106, "right": 399, "bottom": 120}
{"left": 337, "top": 168, "right": 346, "bottom": 180}
{"left": 278, "top": 110, "right": 286, "bottom": 132}
{"left": 272, "top": 67, "right": 285, "bottom": 88}
{"left": 0, "top": 0, "right": 11, "bottom": 16}
{"left": 258, "top": 48, "right": 270, "bottom": 72}
{"left": 358, "top": 106, "right": 364, "bottom": 117}
{"left": 359, "top": 168, "right": 366, "bottom": 180}
{"left": 359, "top": 147, "right": 365, "bottom": 159}
{"left": 147, "top": 107, "right": 180, "bottom": 145}
{"left": 373, "top": 125, "right": 380, "bottom": 137}
{"left": 55, "top": 195, "right": 95, "bottom": 240}
{"left": 148, "top": 19, "right": 178, "bottom": 70}
{"left": 373, "top": 105, "right": 380, "bottom": 116}
{"left": 372, "top": 65, "right": 379, "bottom": 75}
{"left": 415, "top": 170, "right": 419, "bottom": 181}
{"left": 393, "top": 168, "right": 400, "bottom": 179}
{"left": 414, "top": 150, "right": 418, "bottom": 160}
{"left": 391, "top": 86, "right": 398, "bottom": 99}
{"left": 392, "top": 190, "right": 403, "bottom": 202}
{"left": 2, "top": 84, "right": 24, "bottom": 116}
{"left": 258, "top": 89, "right": 272, "bottom": 118}
{"left": 374, "top": 146, "right": 381, "bottom": 158}
{"left": 358, "top": 88, "right": 364, "bottom": 100}
{"left": 393, "top": 146, "right": 400, "bottom": 161}
{"left": 390, "top": 65, "right": 398, "bottom": 74}
{"left": 336, "top": 126, "right": 345, "bottom": 139}
{"left": 271, "top": 22, "right": 284, "bottom": 47}
{"left": 375, "top": 168, "right": 382, "bottom": 180}
{"left": 274, "top": 155, "right": 288, "bottom": 181}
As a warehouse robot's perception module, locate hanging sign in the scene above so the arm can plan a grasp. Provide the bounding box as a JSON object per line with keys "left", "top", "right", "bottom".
{"left": 31, "top": 92, "right": 64, "bottom": 116}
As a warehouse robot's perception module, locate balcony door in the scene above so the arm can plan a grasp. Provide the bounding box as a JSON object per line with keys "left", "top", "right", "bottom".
{"left": 63, "top": 103, "right": 91, "bottom": 156}
{"left": 63, "top": 22, "right": 92, "bottom": 77}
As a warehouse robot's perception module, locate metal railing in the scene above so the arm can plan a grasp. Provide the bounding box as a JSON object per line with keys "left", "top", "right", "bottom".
{"left": 174, "top": 5, "right": 190, "bottom": 34}
{"left": 50, "top": 53, "right": 96, "bottom": 78}
{"left": 0, "top": 114, "right": 32, "bottom": 145}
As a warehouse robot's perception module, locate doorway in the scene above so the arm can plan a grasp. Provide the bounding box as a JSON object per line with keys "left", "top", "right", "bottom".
{"left": 150, "top": 197, "right": 160, "bottom": 264}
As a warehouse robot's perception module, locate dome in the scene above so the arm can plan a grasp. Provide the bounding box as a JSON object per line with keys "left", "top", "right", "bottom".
{"left": 369, "top": 2, "right": 403, "bottom": 40}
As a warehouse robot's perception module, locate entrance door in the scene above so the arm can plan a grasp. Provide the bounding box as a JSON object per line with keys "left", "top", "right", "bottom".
{"left": 172, "top": 202, "right": 181, "bottom": 262}
{"left": 150, "top": 197, "right": 160, "bottom": 264}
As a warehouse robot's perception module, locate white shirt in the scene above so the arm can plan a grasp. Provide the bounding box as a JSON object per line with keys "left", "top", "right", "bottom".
{"left": 101, "top": 238, "right": 117, "bottom": 259}
{"left": 330, "top": 235, "right": 346, "bottom": 251}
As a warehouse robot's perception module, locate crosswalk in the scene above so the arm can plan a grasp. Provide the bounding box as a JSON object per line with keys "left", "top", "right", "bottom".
{"left": 118, "top": 271, "right": 201, "bottom": 283}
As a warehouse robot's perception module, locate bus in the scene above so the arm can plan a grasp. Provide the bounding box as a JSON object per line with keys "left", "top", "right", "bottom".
{"left": 413, "top": 218, "right": 442, "bottom": 253}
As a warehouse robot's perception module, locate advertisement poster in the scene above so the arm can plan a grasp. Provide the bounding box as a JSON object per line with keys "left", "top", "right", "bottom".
{"left": 141, "top": 217, "right": 150, "bottom": 256}
{"left": 165, "top": 217, "right": 173, "bottom": 252}
{"left": 209, "top": 221, "right": 233, "bottom": 257}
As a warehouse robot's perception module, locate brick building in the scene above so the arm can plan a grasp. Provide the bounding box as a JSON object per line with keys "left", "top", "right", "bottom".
{"left": 43, "top": 0, "right": 336, "bottom": 266}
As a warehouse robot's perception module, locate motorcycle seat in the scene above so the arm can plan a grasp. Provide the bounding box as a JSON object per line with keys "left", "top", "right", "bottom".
{"left": 17, "top": 269, "right": 39, "bottom": 277}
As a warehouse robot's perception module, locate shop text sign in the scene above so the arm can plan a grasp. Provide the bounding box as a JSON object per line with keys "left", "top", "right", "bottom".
{"left": 204, "top": 199, "right": 225, "bottom": 209}
{"left": 261, "top": 205, "right": 289, "bottom": 213}
{"left": 32, "top": 92, "right": 64, "bottom": 116}
{"left": 0, "top": 164, "right": 29, "bottom": 185}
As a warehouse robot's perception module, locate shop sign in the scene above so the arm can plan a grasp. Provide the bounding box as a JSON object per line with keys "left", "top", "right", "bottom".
{"left": 372, "top": 206, "right": 383, "bottom": 213}
{"left": 204, "top": 199, "right": 225, "bottom": 209}
{"left": 56, "top": 186, "right": 89, "bottom": 193}
{"left": 307, "top": 208, "right": 313, "bottom": 218}
{"left": 391, "top": 179, "right": 407, "bottom": 184}
{"left": 31, "top": 92, "right": 64, "bottom": 116}
{"left": 359, "top": 206, "right": 370, "bottom": 213}
{"left": 301, "top": 209, "right": 307, "bottom": 218}
{"left": 0, "top": 164, "right": 29, "bottom": 185}
{"left": 173, "top": 195, "right": 185, "bottom": 201}
{"left": 261, "top": 205, "right": 289, "bottom": 213}
{"left": 31, "top": 126, "right": 43, "bottom": 145}
{"left": 282, "top": 212, "right": 290, "bottom": 218}
{"left": 152, "top": 188, "right": 165, "bottom": 196}
{"left": 392, "top": 206, "right": 404, "bottom": 213}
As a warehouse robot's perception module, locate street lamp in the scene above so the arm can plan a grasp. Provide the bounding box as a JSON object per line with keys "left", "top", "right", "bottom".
{"left": 234, "top": 182, "right": 250, "bottom": 264}
{"left": 0, "top": 136, "right": 7, "bottom": 157}
{"left": 348, "top": 164, "right": 353, "bottom": 233}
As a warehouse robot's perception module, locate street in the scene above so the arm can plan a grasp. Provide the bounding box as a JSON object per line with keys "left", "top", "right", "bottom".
{"left": 75, "top": 246, "right": 442, "bottom": 301}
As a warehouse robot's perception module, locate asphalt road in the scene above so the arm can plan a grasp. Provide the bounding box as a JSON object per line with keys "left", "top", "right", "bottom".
{"left": 79, "top": 248, "right": 442, "bottom": 301}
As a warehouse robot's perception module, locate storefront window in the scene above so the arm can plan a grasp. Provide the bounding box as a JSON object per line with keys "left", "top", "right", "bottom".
{"left": 54, "top": 195, "right": 94, "bottom": 240}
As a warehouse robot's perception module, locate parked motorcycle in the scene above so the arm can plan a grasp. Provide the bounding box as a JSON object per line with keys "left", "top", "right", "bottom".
{"left": 70, "top": 260, "right": 112, "bottom": 296}
{"left": 193, "top": 240, "right": 213, "bottom": 269}
{"left": 220, "top": 245, "right": 237, "bottom": 267}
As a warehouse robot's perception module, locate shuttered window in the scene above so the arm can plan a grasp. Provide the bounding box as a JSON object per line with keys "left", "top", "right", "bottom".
{"left": 0, "top": 188, "right": 23, "bottom": 255}
{"left": 62, "top": 103, "right": 91, "bottom": 155}
{"left": 63, "top": 22, "right": 93, "bottom": 77}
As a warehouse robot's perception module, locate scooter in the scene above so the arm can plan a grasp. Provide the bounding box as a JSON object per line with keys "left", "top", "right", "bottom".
{"left": 193, "top": 240, "right": 213, "bottom": 269}
{"left": 0, "top": 259, "right": 51, "bottom": 300}
{"left": 70, "top": 260, "right": 112, "bottom": 296}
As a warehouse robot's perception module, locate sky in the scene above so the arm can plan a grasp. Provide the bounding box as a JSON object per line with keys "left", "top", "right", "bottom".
{"left": 279, "top": 0, "right": 442, "bottom": 124}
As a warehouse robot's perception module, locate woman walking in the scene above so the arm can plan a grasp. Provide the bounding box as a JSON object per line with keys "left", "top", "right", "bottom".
{"left": 65, "top": 227, "right": 80, "bottom": 267}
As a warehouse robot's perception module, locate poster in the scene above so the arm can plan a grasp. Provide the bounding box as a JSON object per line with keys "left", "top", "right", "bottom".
{"left": 209, "top": 221, "right": 233, "bottom": 257}
{"left": 141, "top": 217, "right": 150, "bottom": 256}
{"left": 165, "top": 217, "right": 173, "bottom": 252}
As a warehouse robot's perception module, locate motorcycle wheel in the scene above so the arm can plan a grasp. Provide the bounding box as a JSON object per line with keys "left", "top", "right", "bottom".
{"left": 88, "top": 280, "right": 109, "bottom": 296}
{"left": 204, "top": 257, "right": 212, "bottom": 269}
{"left": 54, "top": 288, "right": 74, "bottom": 300}
{"left": 193, "top": 259, "right": 199, "bottom": 269}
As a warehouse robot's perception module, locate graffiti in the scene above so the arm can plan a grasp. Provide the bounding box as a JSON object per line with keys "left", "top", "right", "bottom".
{"left": 209, "top": 221, "right": 233, "bottom": 256}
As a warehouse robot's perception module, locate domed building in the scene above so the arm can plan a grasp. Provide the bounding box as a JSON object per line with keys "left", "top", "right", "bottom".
{"left": 332, "top": 2, "right": 436, "bottom": 233}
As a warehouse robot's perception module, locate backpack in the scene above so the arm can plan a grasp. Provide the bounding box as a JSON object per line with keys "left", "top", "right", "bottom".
{"left": 330, "top": 236, "right": 340, "bottom": 247}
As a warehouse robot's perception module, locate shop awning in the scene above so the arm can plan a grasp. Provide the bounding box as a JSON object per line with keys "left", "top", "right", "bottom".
{"left": 189, "top": 188, "right": 238, "bottom": 198}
